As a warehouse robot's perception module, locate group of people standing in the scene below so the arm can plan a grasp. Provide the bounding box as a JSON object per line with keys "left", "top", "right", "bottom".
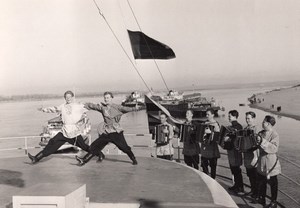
{"left": 154, "top": 108, "right": 281, "bottom": 208}
{"left": 154, "top": 109, "right": 220, "bottom": 179}
{"left": 225, "top": 110, "right": 281, "bottom": 208}
{"left": 28, "top": 90, "right": 139, "bottom": 166}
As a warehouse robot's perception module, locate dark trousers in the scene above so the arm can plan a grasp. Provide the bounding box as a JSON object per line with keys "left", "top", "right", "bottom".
{"left": 201, "top": 157, "right": 218, "bottom": 179}
{"left": 184, "top": 155, "right": 199, "bottom": 170}
{"left": 257, "top": 173, "right": 278, "bottom": 201}
{"left": 90, "top": 132, "right": 135, "bottom": 159}
{"left": 157, "top": 155, "right": 173, "bottom": 160}
{"left": 230, "top": 165, "right": 244, "bottom": 189}
{"left": 42, "top": 132, "right": 89, "bottom": 157}
{"left": 246, "top": 167, "right": 258, "bottom": 195}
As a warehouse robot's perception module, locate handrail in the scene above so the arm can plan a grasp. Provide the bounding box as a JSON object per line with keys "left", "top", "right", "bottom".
{"left": 0, "top": 134, "right": 152, "bottom": 155}
{"left": 0, "top": 135, "right": 42, "bottom": 155}
{"left": 0, "top": 135, "right": 41, "bottom": 140}
{"left": 278, "top": 155, "right": 300, "bottom": 169}
{"left": 217, "top": 151, "right": 300, "bottom": 207}
{"left": 0, "top": 134, "right": 151, "bottom": 140}
{"left": 172, "top": 148, "right": 300, "bottom": 207}
{"left": 219, "top": 152, "right": 300, "bottom": 170}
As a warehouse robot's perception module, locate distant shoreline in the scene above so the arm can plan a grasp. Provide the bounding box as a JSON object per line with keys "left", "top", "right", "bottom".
{"left": 248, "top": 83, "right": 300, "bottom": 121}
{"left": 0, "top": 91, "right": 131, "bottom": 103}
{"left": 2, "top": 80, "right": 299, "bottom": 103}
{"left": 249, "top": 103, "right": 300, "bottom": 121}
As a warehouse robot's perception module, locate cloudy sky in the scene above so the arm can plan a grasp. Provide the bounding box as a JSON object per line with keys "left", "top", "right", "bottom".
{"left": 0, "top": 0, "right": 299, "bottom": 95}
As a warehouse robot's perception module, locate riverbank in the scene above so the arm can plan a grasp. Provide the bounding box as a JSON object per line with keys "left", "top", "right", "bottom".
{"left": 248, "top": 84, "right": 300, "bottom": 121}
{"left": 0, "top": 91, "right": 133, "bottom": 103}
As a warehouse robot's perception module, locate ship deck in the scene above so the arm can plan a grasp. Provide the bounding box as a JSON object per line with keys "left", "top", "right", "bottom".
{"left": 0, "top": 154, "right": 238, "bottom": 208}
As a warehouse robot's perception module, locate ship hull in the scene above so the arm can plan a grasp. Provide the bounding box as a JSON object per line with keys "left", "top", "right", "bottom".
{"left": 146, "top": 95, "right": 220, "bottom": 119}
{"left": 161, "top": 103, "right": 220, "bottom": 118}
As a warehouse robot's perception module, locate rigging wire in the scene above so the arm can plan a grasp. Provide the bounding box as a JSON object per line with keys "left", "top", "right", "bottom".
{"left": 126, "top": 0, "right": 170, "bottom": 92}
{"left": 92, "top": 0, "right": 152, "bottom": 93}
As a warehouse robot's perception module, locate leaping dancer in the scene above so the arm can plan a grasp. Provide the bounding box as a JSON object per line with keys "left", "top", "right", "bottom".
{"left": 76, "top": 91, "right": 140, "bottom": 166}
{"left": 28, "top": 90, "right": 91, "bottom": 164}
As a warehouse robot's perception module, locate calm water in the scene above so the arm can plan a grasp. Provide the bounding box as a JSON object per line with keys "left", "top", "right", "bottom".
{"left": 0, "top": 87, "right": 299, "bottom": 164}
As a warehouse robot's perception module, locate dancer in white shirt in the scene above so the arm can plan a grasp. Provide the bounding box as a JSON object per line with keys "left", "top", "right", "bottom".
{"left": 28, "top": 90, "right": 90, "bottom": 164}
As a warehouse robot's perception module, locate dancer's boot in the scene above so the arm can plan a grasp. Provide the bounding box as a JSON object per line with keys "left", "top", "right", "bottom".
{"left": 76, "top": 153, "right": 94, "bottom": 167}
{"left": 128, "top": 153, "right": 138, "bottom": 165}
{"left": 28, "top": 152, "right": 44, "bottom": 164}
{"left": 96, "top": 151, "right": 105, "bottom": 163}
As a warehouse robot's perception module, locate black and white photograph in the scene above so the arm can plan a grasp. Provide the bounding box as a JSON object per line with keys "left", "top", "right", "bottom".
{"left": 0, "top": 0, "right": 299, "bottom": 207}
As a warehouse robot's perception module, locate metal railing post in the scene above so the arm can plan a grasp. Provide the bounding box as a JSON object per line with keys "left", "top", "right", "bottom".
{"left": 24, "top": 137, "right": 28, "bottom": 155}
{"left": 177, "top": 140, "right": 180, "bottom": 162}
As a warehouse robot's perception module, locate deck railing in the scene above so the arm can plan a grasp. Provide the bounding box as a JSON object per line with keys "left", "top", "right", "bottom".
{"left": 0, "top": 136, "right": 42, "bottom": 155}
{"left": 0, "top": 133, "right": 152, "bottom": 155}
{"left": 172, "top": 145, "right": 300, "bottom": 208}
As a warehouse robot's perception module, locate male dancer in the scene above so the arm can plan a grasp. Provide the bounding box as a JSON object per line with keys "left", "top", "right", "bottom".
{"left": 28, "top": 90, "right": 90, "bottom": 164}
{"left": 76, "top": 91, "right": 139, "bottom": 166}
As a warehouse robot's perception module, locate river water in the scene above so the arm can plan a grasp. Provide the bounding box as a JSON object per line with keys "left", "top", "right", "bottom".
{"left": 0, "top": 87, "right": 299, "bottom": 163}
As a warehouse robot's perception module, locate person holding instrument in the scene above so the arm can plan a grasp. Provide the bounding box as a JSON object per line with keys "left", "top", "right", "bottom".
{"left": 182, "top": 110, "right": 200, "bottom": 170}
{"left": 243, "top": 111, "right": 259, "bottom": 198}
{"left": 225, "top": 110, "right": 244, "bottom": 194}
{"left": 155, "top": 112, "right": 174, "bottom": 160}
{"left": 254, "top": 115, "right": 281, "bottom": 208}
{"left": 200, "top": 108, "right": 220, "bottom": 179}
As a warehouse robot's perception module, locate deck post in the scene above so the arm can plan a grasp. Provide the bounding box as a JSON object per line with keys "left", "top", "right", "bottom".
{"left": 24, "top": 137, "right": 28, "bottom": 155}
{"left": 177, "top": 139, "right": 181, "bottom": 162}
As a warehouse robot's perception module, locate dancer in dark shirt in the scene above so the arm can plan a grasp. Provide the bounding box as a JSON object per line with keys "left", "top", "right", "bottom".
{"left": 76, "top": 91, "right": 139, "bottom": 166}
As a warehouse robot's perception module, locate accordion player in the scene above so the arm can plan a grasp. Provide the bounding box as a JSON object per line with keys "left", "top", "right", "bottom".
{"left": 179, "top": 123, "right": 198, "bottom": 143}
{"left": 234, "top": 129, "right": 259, "bottom": 152}
{"left": 197, "top": 123, "right": 220, "bottom": 145}
{"left": 218, "top": 126, "right": 236, "bottom": 150}
{"left": 154, "top": 124, "right": 171, "bottom": 145}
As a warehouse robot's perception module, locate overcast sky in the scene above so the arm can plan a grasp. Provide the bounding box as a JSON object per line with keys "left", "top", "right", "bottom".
{"left": 0, "top": 0, "right": 299, "bottom": 95}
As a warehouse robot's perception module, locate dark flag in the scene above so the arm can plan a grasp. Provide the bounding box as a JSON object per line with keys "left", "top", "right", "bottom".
{"left": 127, "top": 30, "right": 176, "bottom": 59}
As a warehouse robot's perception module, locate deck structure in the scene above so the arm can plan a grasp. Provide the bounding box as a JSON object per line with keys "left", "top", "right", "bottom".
{"left": 0, "top": 154, "right": 237, "bottom": 208}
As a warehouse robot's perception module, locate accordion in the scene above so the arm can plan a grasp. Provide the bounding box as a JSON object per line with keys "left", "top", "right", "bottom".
{"left": 218, "top": 126, "right": 236, "bottom": 150}
{"left": 197, "top": 123, "right": 220, "bottom": 145}
{"left": 154, "top": 125, "right": 170, "bottom": 145}
{"left": 234, "top": 129, "right": 258, "bottom": 152}
{"left": 179, "top": 123, "right": 197, "bottom": 143}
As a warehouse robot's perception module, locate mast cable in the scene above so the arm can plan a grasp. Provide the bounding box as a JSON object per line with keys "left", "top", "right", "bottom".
{"left": 126, "top": 0, "right": 170, "bottom": 92}
{"left": 92, "top": 0, "right": 152, "bottom": 93}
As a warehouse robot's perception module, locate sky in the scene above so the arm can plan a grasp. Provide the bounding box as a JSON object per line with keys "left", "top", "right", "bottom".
{"left": 0, "top": 0, "right": 299, "bottom": 95}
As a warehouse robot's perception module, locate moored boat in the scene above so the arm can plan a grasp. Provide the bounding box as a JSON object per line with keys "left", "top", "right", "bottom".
{"left": 121, "top": 91, "right": 145, "bottom": 108}
{"left": 150, "top": 90, "right": 222, "bottom": 119}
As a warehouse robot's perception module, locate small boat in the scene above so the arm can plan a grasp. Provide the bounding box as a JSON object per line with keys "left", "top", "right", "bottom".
{"left": 39, "top": 115, "right": 91, "bottom": 151}
{"left": 121, "top": 91, "right": 145, "bottom": 108}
